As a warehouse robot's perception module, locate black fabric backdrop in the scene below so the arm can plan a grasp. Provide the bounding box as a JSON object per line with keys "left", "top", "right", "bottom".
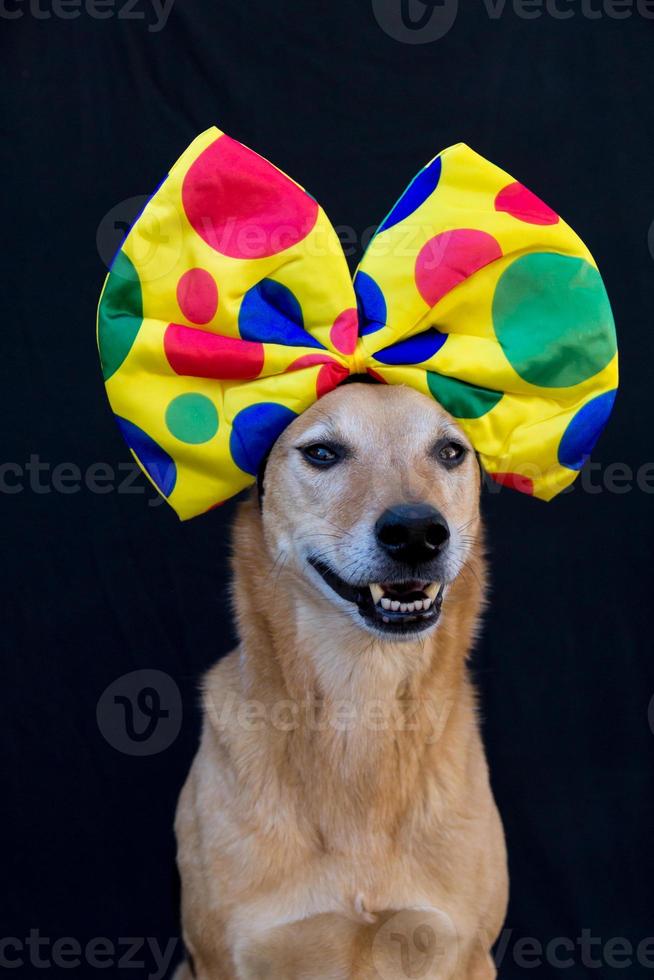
{"left": 2, "top": 1, "right": 654, "bottom": 977}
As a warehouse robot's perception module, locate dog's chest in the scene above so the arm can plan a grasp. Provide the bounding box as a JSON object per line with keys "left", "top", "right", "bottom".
{"left": 230, "top": 827, "right": 447, "bottom": 937}
{"left": 225, "top": 837, "right": 469, "bottom": 980}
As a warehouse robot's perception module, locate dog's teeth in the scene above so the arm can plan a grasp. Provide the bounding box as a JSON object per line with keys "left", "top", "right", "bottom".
{"left": 414, "top": 600, "right": 423, "bottom": 611}
{"left": 399, "top": 602, "right": 408, "bottom": 612}
{"left": 423, "top": 597, "right": 433, "bottom": 609}
{"left": 406, "top": 602, "right": 416, "bottom": 612}
{"left": 380, "top": 597, "right": 392, "bottom": 610}
{"left": 424, "top": 581, "right": 441, "bottom": 600}
{"left": 369, "top": 583, "right": 384, "bottom": 604}
{"left": 391, "top": 600, "right": 400, "bottom": 611}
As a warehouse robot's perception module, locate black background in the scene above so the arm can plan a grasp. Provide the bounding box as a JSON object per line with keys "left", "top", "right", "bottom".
{"left": 2, "top": 1, "right": 654, "bottom": 976}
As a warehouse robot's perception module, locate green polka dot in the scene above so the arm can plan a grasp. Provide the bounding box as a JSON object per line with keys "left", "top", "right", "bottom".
{"left": 427, "top": 373, "right": 502, "bottom": 419}
{"left": 492, "top": 253, "right": 616, "bottom": 388}
{"left": 165, "top": 394, "right": 218, "bottom": 444}
{"left": 97, "top": 251, "right": 143, "bottom": 381}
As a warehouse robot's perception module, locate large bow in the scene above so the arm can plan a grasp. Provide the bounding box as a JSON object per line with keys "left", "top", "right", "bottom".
{"left": 97, "top": 126, "right": 618, "bottom": 520}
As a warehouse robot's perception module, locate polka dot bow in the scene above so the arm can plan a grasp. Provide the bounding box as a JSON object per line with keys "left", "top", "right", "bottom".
{"left": 97, "top": 126, "right": 618, "bottom": 520}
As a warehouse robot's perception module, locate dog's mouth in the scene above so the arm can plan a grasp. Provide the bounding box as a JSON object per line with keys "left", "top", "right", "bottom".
{"left": 308, "top": 558, "right": 445, "bottom": 635}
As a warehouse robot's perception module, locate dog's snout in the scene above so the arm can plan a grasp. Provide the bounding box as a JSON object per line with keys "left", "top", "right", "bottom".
{"left": 374, "top": 503, "right": 450, "bottom": 565}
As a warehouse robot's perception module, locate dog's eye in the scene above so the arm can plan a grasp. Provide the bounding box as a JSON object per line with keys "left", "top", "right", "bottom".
{"left": 434, "top": 439, "right": 467, "bottom": 467}
{"left": 299, "top": 443, "right": 343, "bottom": 468}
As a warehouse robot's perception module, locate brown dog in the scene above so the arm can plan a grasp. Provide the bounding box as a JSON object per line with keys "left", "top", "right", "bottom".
{"left": 174, "top": 381, "right": 508, "bottom": 979}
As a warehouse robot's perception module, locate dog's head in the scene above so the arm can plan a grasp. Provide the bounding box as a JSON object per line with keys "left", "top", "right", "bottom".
{"left": 260, "top": 381, "right": 481, "bottom": 641}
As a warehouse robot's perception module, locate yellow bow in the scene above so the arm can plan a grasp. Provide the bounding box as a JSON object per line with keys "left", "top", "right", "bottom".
{"left": 97, "top": 126, "right": 617, "bottom": 519}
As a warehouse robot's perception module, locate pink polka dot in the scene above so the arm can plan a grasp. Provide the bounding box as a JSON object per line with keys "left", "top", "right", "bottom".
{"left": 164, "top": 323, "right": 264, "bottom": 380}
{"left": 317, "top": 362, "right": 350, "bottom": 398}
{"left": 366, "top": 368, "right": 387, "bottom": 384}
{"left": 329, "top": 308, "right": 358, "bottom": 355}
{"left": 182, "top": 135, "right": 319, "bottom": 259}
{"left": 415, "top": 230, "right": 503, "bottom": 308}
{"left": 489, "top": 472, "right": 534, "bottom": 495}
{"left": 176, "top": 268, "right": 218, "bottom": 324}
{"left": 494, "top": 182, "right": 559, "bottom": 226}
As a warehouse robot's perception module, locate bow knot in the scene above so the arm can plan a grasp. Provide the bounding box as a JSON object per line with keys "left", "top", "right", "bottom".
{"left": 351, "top": 339, "right": 370, "bottom": 377}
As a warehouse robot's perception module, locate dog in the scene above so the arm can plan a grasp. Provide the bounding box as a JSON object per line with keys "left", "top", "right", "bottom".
{"left": 173, "top": 380, "right": 508, "bottom": 979}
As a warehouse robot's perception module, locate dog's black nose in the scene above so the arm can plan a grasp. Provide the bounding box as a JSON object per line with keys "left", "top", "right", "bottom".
{"left": 375, "top": 503, "right": 450, "bottom": 565}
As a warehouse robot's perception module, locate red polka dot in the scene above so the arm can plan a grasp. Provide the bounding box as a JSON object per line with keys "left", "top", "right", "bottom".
{"left": 489, "top": 472, "right": 534, "bottom": 495}
{"left": 494, "top": 182, "right": 559, "bottom": 226}
{"left": 329, "top": 308, "right": 358, "bottom": 355}
{"left": 164, "top": 323, "right": 264, "bottom": 380}
{"left": 286, "top": 354, "right": 348, "bottom": 396}
{"left": 366, "top": 368, "right": 388, "bottom": 384}
{"left": 317, "top": 362, "right": 350, "bottom": 398}
{"left": 287, "top": 353, "right": 337, "bottom": 372}
{"left": 182, "top": 135, "right": 319, "bottom": 259}
{"left": 415, "top": 230, "right": 503, "bottom": 308}
{"left": 176, "top": 268, "right": 218, "bottom": 324}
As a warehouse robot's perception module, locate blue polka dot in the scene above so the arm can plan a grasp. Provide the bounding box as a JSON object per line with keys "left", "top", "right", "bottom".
{"left": 230, "top": 403, "right": 298, "bottom": 475}
{"left": 354, "top": 272, "right": 387, "bottom": 336}
{"left": 373, "top": 327, "right": 447, "bottom": 365}
{"left": 115, "top": 416, "right": 177, "bottom": 497}
{"left": 377, "top": 157, "right": 442, "bottom": 234}
{"left": 239, "top": 279, "right": 324, "bottom": 348}
{"left": 558, "top": 390, "right": 617, "bottom": 470}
